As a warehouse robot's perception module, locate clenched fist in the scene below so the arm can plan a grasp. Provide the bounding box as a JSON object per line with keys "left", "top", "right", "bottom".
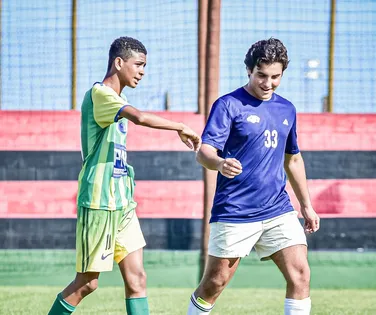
{"left": 217, "top": 158, "right": 242, "bottom": 178}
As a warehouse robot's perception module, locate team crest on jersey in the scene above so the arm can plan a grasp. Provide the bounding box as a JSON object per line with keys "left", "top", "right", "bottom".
{"left": 117, "top": 120, "right": 127, "bottom": 134}
{"left": 113, "top": 143, "right": 128, "bottom": 177}
{"left": 247, "top": 115, "right": 260, "bottom": 123}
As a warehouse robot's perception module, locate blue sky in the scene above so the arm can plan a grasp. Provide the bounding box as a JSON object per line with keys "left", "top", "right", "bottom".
{"left": 1, "top": 0, "right": 375, "bottom": 113}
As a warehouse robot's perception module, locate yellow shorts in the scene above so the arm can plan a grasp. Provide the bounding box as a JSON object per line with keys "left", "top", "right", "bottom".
{"left": 76, "top": 207, "right": 146, "bottom": 273}
{"left": 208, "top": 211, "right": 307, "bottom": 260}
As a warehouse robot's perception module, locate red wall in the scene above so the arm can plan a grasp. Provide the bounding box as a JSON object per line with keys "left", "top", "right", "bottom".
{"left": 1, "top": 111, "right": 376, "bottom": 151}
{"left": 1, "top": 111, "right": 376, "bottom": 218}
{"left": 1, "top": 180, "right": 375, "bottom": 219}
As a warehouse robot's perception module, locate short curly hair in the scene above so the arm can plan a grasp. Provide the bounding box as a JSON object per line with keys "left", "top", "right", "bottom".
{"left": 244, "top": 38, "right": 289, "bottom": 72}
{"left": 107, "top": 36, "right": 147, "bottom": 71}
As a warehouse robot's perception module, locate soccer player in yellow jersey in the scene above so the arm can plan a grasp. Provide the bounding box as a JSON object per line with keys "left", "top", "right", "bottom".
{"left": 48, "top": 36, "right": 201, "bottom": 315}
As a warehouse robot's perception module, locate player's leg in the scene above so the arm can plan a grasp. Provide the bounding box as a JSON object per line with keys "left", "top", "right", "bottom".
{"left": 48, "top": 272, "right": 100, "bottom": 315}
{"left": 188, "top": 255, "right": 240, "bottom": 314}
{"left": 119, "top": 248, "right": 149, "bottom": 314}
{"left": 255, "top": 211, "right": 311, "bottom": 315}
{"left": 187, "top": 221, "right": 263, "bottom": 314}
{"left": 272, "top": 245, "right": 311, "bottom": 315}
{"left": 115, "top": 209, "right": 149, "bottom": 315}
{"left": 48, "top": 207, "right": 119, "bottom": 314}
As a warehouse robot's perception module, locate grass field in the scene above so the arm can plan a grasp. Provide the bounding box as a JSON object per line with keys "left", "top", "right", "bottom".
{"left": 0, "top": 250, "right": 375, "bottom": 314}
{"left": 1, "top": 287, "right": 375, "bottom": 315}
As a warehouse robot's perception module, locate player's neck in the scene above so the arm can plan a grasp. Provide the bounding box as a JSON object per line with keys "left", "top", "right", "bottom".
{"left": 243, "top": 84, "right": 272, "bottom": 101}
{"left": 102, "top": 75, "right": 123, "bottom": 95}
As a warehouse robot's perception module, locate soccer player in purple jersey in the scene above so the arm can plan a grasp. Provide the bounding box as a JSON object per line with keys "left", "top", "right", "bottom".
{"left": 187, "top": 38, "right": 320, "bottom": 315}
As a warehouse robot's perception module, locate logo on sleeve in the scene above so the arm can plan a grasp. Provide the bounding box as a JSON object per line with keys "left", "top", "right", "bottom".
{"left": 117, "top": 120, "right": 127, "bottom": 134}
{"left": 247, "top": 115, "right": 260, "bottom": 124}
{"left": 283, "top": 119, "right": 289, "bottom": 126}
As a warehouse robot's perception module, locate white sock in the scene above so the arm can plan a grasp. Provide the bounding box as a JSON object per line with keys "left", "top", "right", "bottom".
{"left": 284, "top": 297, "right": 311, "bottom": 315}
{"left": 187, "top": 294, "right": 214, "bottom": 314}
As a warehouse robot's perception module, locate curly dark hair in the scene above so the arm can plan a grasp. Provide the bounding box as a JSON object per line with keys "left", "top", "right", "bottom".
{"left": 107, "top": 36, "right": 147, "bottom": 71}
{"left": 244, "top": 38, "right": 289, "bottom": 72}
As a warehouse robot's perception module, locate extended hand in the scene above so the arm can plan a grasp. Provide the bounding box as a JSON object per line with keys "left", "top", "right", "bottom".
{"left": 217, "top": 158, "right": 242, "bottom": 178}
{"left": 178, "top": 125, "right": 201, "bottom": 152}
{"left": 301, "top": 207, "right": 320, "bottom": 234}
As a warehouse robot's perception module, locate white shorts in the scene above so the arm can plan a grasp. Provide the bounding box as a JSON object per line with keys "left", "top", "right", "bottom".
{"left": 208, "top": 211, "right": 307, "bottom": 260}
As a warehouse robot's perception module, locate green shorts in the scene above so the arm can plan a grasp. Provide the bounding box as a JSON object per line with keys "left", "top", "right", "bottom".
{"left": 76, "top": 207, "right": 146, "bottom": 273}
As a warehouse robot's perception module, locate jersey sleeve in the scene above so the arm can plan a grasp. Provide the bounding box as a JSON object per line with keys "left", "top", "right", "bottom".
{"left": 285, "top": 112, "right": 300, "bottom": 154}
{"left": 202, "top": 98, "right": 232, "bottom": 151}
{"left": 92, "top": 84, "right": 129, "bottom": 128}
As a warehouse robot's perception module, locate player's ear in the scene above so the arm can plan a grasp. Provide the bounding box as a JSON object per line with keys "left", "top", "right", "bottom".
{"left": 114, "top": 57, "right": 123, "bottom": 71}
{"left": 246, "top": 66, "right": 252, "bottom": 78}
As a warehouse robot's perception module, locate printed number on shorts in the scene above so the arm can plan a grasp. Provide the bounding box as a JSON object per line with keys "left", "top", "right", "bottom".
{"left": 264, "top": 129, "right": 278, "bottom": 148}
{"left": 105, "top": 234, "right": 112, "bottom": 250}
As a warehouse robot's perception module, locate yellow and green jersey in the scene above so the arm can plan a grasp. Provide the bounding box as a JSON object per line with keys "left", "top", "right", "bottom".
{"left": 77, "top": 82, "right": 135, "bottom": 211}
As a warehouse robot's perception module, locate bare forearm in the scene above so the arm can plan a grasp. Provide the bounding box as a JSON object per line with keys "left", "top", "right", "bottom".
{"left": 196, "top": 147, "right": 223, "bottom": 171}
{"left": 285, "top": 157, "right": 312, "bottom": 208}
{"left": 133, "top": 112, "right": 184, "bottom": 131}
{"left": 120, "top": 107, "right": 184, "bottom": 131}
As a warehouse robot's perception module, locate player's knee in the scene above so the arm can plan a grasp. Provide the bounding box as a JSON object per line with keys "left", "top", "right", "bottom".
{"left": 202, "top": 274, "right": 228, "bottom": 294}
{"left": 81, "top": 278, "right": 99, "bottom": 295}
{"left": 74, "top": 273, "right": 99, "bottom": 296}
{"left": 126, "top": 270, "right": 147, "bottom": 294}
{"left": 289, "top": 265, "right": 310, "bottom": 289}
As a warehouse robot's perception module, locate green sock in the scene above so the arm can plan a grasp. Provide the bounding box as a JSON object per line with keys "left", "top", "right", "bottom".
{"left": 48, "top": 293, "right": 76, "bottom": 315}
{"left": 125, "top": 297, "right": 149, "bottom": 315}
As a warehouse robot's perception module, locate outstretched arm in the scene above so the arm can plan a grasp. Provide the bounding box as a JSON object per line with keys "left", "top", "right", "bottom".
{"left": 119, "top": 105, "right": 201, "bottom": 152}
{"left": 196, "top": 144, "right": 242, "bottom": 178}
{"left": 284, "top": 152, "right": 320, "bottom": 233}
{"left": 120, "top": 105, "right": 182, "bottom": 130}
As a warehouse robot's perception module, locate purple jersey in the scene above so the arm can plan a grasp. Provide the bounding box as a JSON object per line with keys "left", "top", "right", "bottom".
{"left": 202, "top": 87, "right": 300, "bottom": 223}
